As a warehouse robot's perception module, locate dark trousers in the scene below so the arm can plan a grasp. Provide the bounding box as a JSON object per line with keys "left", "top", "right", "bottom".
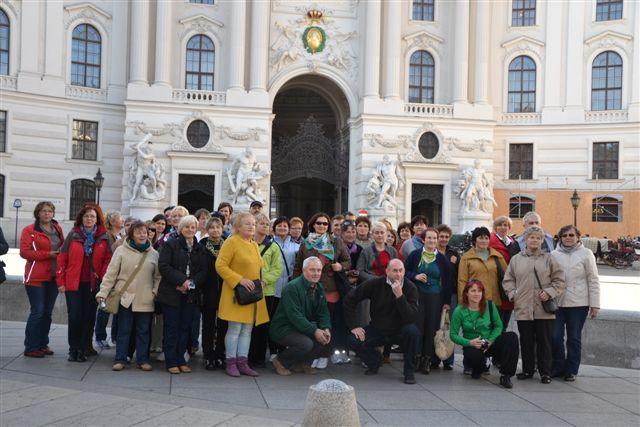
{"left": 348, "top": 324, "right": 420, "bottom": 376}
{"left": 249, "top": 296, "right": 278, "bottom": 364}
{"left": 188, "top": 306, "right": 201, "bottom": 349}
{"left": 499, "top": 309, "right": 513, "bottom": 332}
{"left": 432, "top": 294, "right": 457, "bottom": 367}
{"left": 275, "top": 332, "right": 333, "bottom": 369}
{"left": 114, "top": 304, "right": 151, "bottom": 365}
{"left": 517, "top": 319, "right": 554, "bottom": 376}
{"left": 65, "top": 282, "right": 97, "bottom": 353}
{"left": 201, "top": 289, "right": 227, "bottom": 361}
{"left": 328, "top": 300, "right": 348, "bottom": 350}
{"left": 24, "top": 281, "right": 58, "bottom": 352}
{"left": 95, "top": 310, "right": 118, "bottom": 342}
{"left": 162, "top": 296, "right": 195, "bottom": 369}
{"left": 416, "top": 292, "right": 441, "bottom": 359}
{"left": 463, "top": 331, "right": 519, "bottom": 377}
{"left": 552, "top": 306, "right": 589, "bottom": 376}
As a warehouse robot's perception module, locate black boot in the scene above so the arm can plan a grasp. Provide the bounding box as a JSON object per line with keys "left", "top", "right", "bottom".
{"left": 67, "top": 350, "right": 78, "bottom": 362}
{"left": 500, "top": 375, "right": 513, "bottom": 389}
{"left": 76, "top": 351, "right": 87, "bottom": 362}
{"left": 419, "top": 357, "right": 430, "bottom": 375}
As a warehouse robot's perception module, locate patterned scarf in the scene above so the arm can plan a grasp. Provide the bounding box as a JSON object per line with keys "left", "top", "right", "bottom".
{"left": 418, "top": 248, "right": 436, "bottom": 268}
{"left": 81, "top": 226, "right": 96, "bottom": 256}
{"left": 205, "top": 237, "right": 224, "bottom": 258}
{"left": 305, "top": 232, "right": 335, "bottom": 261}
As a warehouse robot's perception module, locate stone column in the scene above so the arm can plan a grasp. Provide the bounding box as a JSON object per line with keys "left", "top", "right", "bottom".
{"left": 19, "top": 0, "right": 39, "bottom": 75}
{"left": 382, "top": 0, "right": 401, "bottom": 100}
{"left": 543, "top": 0, "right": 562, "bottom": 110}
{"left": 363, "top": 0, "right": 381, "bottom": 99}
{"left": 228, "top": 0, "right": 247, "bottom": 91}
{"left": 564, "top": 0, "right": 585, "bottom": 115}
{"left": 129, "top": 0, "right": 150, "bottom": 85}
{"left": 473, "top": 0, "right": 490, "bottom": 104}
{"left": 452, "top": 0, "right": 469, "bottom": 103}
{"left": 249, "top": 0, "right": 269, "bottom": 92}
{"left": 44, "top": 0, "right": 63, "bottom": 78}
{"left": 153, "top": 0, "right": 171, "bottom": 87}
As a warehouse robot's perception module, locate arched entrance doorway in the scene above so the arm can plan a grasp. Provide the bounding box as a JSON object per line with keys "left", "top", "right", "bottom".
{"left": 270, "top": 76, "right": 350, "bottom": 221}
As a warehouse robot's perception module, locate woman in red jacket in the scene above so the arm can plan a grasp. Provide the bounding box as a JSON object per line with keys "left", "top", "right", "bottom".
{"left": 489, "top": 215, "right": 521, "bottom": 332}
{"left": 56, "top": 204, "right": 111, "bottom": 362}
{"left": 20, "top": 201, "right": 65, "bottom": 358}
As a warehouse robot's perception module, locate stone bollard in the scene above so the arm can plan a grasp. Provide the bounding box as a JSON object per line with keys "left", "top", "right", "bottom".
{"left": 302, "top": 379, "right": 360, "bottom": 427}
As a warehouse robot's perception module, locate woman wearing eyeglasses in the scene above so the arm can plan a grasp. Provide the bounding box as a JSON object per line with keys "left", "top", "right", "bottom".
{"left": 551, "top": 225, "right": 599, "bottom": 382}
{"left": 293, "top": 212, "right": 351, "bottom": 369}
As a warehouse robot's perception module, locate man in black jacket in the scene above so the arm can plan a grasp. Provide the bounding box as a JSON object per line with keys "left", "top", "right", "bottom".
{"left": 344, "top": 259, "right": 420, "bottom": 384}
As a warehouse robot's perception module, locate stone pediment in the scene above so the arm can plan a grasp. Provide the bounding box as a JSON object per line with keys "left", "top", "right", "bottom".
{"left": 404, "top": 30, "right": 444, "bottom": 54}
{"left": 64, "top": 2, "right": 112, "bottom": 21}
{"left": 501, "top": 36, "right": 545, "bottom": 59}
{"left": 585, "top": 30, "right": 632, "bottom": 46}
{"left": 179, "top": 14, "right": 225, "bottom": 29}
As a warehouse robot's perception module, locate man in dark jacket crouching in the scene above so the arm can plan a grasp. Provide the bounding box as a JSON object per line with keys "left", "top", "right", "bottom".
{"left": 344, "top": 258, "right": 420, "bottom": 384}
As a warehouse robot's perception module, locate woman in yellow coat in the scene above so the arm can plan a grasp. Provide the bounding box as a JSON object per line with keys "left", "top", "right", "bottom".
{"left": 215, "top": 212, "right": 268, "bottom": 377}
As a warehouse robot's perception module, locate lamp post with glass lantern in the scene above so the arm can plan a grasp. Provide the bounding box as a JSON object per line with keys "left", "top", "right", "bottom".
{"left": 570, "top": 189, "right": 580, "bottom": 227}
{"left": 93, "top": 168, "right": 104, "bottom": 205}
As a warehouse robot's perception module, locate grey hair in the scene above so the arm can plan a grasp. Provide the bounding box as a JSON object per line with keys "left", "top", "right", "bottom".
{"left": 302, "top": 256, "right": 322, "bottom": 270}
{"left": 371, "top": 222, "right": 388, "bottom": 233}
{"left": 522, "top": 211, "right": 541, "bottom": 224}
{"left": 177, "top": 215, "right": 198, "bottom": 233}
{"left": 523, "top": 225, "right": 545, "bottom": 239}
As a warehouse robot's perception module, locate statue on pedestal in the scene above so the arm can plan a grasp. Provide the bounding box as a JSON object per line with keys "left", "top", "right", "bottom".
{"left": 227, "top": 148, "right": 271, "bottom": 205}
{"left": 366, "top": 155, "right": 405, "bottom": 210}
{"left": 456, "top": 159, "right": 497, "bottom": 213}
{"left": 128, "top": 133, "right": 167, "bottom": 202}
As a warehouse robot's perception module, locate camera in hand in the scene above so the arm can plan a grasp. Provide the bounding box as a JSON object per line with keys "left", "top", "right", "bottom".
{"left": 480, "top": 339, "right": 489, "bottom": 351}
{"left": 188, "top": 279, "right": 196, "bottom": 290}
{"left": 98, "top": 300, "right": 107, "bottom": 311}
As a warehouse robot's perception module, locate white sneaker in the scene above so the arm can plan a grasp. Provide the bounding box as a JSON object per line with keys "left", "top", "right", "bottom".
{"left": 316, "top": 357, "right": 328, "bottom": 369}
{"left": 269, "top": 354, "right": 277, "bottom": 362}
{"left": 340, "top": 350, "right": 351, "bottom": 364}
{"left": 330, "top": 350, "right": 342, "bottom": 365}
{"left": 311, "top": 358, "right": 319, "bottom": 368}
{"left": 157, "top": 352, "right": 165, "bottom": 362}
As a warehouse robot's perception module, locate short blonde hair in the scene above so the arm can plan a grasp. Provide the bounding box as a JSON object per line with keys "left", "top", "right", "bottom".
{"left": 177, "top": 215, "right": 198, "bottom": 233}
{"left": 254, "top": 213, "right": 270, "bottom": 225}
{"left": 493, "top": 215, "right": 512, "bottom": 230}
{"left": 523, "top": 225, "right": 545, "bottom": 240}
{"left": 233, "top": 212, "right": 255, "bottom": 229}
{"left": 290, "top": 217, "right": 304, "bottom": 227}
{"left": 172, "top": 205, "right": 189, "bottom": 217}
{"left": 371, "top": 222, "right": 388, "bottom": 234}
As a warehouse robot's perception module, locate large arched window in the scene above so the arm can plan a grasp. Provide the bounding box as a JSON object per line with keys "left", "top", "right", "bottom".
{"left": 71, "top": 24, "right": 101, "bottom": 88}
{"left": 0, "top": 9, "right": 9, "bottom": 75}
{"left": 591, "top": 51, "right": 622, "bottom": 111}
{"left": 69, "top": 179, "right": 95, "bottom": 220}
{"left": 186, "top": 34, "right": 215, "bottom": 91}
{"left": 409, "top": 50, "right": 434, "bottom": 104}
{"left": 508, "top": 56, "right": 536, "bottom": 112}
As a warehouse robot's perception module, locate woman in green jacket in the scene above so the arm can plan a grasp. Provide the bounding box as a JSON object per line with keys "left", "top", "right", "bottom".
{"left": 248, "top": 213, "right": 283, "bottom": 368}
{"left": 450, "top": 279, "right": 519, "bottom": 388}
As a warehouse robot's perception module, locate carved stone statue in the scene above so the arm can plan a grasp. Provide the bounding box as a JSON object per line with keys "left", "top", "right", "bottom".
{"left": 227, "top": 147, "right": 271, "bottom": 205}
{"left": 366, "top": 155, "right": 405, "bottom": 210}
{"left": 456, "top": 159, "right": 497, "bottom": 213}
{"left": 129, "top": 133, "right": 167, "bottom": 202}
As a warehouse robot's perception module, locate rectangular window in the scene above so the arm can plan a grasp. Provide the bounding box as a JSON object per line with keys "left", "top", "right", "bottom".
{"left": 412, "top": 0, "right": 435, "bottom": 21}
{"left": 72, "top": 119, "right": 98, "bottom": 161}
{"left": 592, "top": 197, "right": 622, "bottom": 222}
{"left": 509, "top": 196, "right": 535, "bottom": 219}
{"left": 0, "top": 110, "right": 6, "bottom": 152}
{"left": 596, "top": 0, "right": 623, "bottom": 21}
{"left": 509, "top": 143, "right": 533, "bottom": 180}
{"left": 512, "top": 0, "right": 536, "bottom": 26}
{"left": 592, "top": 141, "right": 618, "bottom": 179}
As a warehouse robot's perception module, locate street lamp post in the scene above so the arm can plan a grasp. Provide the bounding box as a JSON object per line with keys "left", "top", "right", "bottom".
{"left": 570, "top": 189, "right": 581, "bottom": 227}
{"left": 12, "top": 198, "right": 22, "bottom": 244}
{"left": 93, "top": 168, "right": 104, "bottom": 205}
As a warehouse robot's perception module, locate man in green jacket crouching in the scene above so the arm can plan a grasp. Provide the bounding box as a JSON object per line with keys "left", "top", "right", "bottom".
{"left": 269, "top": 256, "right": 332, "bottom": 375}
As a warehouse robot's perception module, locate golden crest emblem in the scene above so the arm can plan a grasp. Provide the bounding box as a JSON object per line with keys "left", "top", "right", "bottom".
{"left": 302, "top": 10, "right": 326, "bottom": 54}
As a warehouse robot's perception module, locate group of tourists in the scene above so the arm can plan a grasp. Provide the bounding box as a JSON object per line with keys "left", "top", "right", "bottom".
{"left": 19, "top": 200, "right": 600, "bottom": 387}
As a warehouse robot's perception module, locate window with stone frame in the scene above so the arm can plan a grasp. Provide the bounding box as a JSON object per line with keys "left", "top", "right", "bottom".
{"left": 592, "top": 196, "right": 622, "bottom": 222}
{"left": 72, "top": 119, "right": 98, "bottom": 161}
{"left": 508, "top": 55, "right": 536, "bottom": 113}
{"left": 69, "top": 179, "right": 96, "bottom": 220}
{"left": 592, "top": 141, "right": 619, "bottom": 179}
{"left": 0, "top": 110, "right": 6, "bottom": 153}
{"left": 185, "top": 34, "right": 215, "bottom": 91}
{"left": 409, "top": 50, "right": 435, "bottom": 104}
{"left": 512, "top": 0, "right": 536, "bottom": 26}
{"left": 509, "top": 195, "right": 535, "bottom": 219}
{"left": 0, "top": 8, "right": 9, "bottom": 76}
{"left": 591, "top": 51, "right": 622, "bottom": 111}
{"left": 508, "top": 143, "right": 533, "bottom": 180}
{"left": 412, "top": 0, "right": 435, "bottom": 21}
{"left": 71, "top": 24, "right": 101, "bottom": 88}
{"left": 596, "top": 0, "right": 623, "bottom": 21}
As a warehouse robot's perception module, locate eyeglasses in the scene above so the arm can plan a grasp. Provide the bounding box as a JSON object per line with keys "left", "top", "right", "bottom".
{"left": 148, "top": 228, "right": 156, "bottom": 233}
{"left": 561, "top": 233, "right": 576, "bottom": 238}
{"left": 315, "top": 221, "right": 329, "bottom": 226}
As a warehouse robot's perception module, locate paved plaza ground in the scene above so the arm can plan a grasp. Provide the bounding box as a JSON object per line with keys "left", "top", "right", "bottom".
{"left": 0, "top": 320, "right": 638, "bottom": 426}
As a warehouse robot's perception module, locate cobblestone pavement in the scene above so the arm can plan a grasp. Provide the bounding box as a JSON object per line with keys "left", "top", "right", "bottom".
{"left": 1, "top": 320, "right": 639, "bottom": 426}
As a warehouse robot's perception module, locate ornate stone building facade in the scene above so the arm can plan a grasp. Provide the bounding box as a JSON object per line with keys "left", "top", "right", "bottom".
{"left": 0, "top": 0, "right": 638, "bottom": 244}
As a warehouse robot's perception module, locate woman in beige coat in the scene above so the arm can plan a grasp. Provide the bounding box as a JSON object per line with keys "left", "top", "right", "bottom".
{"left": 502, "top": 225, "right": 565, "bottom": 384}
{"left": 96, "top": 221, "right": 161, "bottom": 372}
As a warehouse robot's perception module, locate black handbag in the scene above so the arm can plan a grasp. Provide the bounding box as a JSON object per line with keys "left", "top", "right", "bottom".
{"left": 533, "top": 267, "right": 558, "bottom": 314}
{"left": 234, "top": 279, "right": 263, "bottom": 305}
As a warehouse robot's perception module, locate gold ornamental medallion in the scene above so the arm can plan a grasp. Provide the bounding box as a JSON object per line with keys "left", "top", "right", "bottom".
{"left": 303, "top": 26, "right": 326, "bottom": 54}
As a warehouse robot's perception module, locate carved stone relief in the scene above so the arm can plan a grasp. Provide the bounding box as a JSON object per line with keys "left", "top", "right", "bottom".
{"left": 64, "top": 3, "right": 112, "bottom": 30}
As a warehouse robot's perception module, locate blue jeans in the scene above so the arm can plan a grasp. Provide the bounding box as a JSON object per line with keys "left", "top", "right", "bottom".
{"left": 552, "top": 306, "right": 589, "bottom": 375}
{"left": 225, "top": 321, "right": 253, "bottom": 359}
{"left": 24, "top": 281, "right": 58, "bottom": 352}
{"left": 162, "top": 296, "right": 195, "bottom": 368}
{"left": 114, "top": 304, "right": 151, "bottom": 365}
{"left": 95, "top": 310, "right": 118, "bottom": 342}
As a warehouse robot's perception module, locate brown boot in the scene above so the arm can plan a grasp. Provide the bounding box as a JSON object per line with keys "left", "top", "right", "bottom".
{"left": 272, "top": 356, "right": 292, "bottom": 376}
{"left": 291, "top": 363, "right": 317, "bottom": 375}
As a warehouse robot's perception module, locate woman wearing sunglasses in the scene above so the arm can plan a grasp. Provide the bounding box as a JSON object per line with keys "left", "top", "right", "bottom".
{"left": 293, "top": 212, "right": 351, "bottom": 369}
{"left": 550, "top": 225, "right": 599, "bottom": 382}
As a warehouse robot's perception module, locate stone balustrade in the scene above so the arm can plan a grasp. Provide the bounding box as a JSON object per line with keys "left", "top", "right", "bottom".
{"left": 499, "top": 112, "right": 542, "bottom": 125}
{"left": 404, "top": 103, "right": 453, "bottom": 117}
{"left": 0, "top": 75, "right": 17, "bottom": 90}
{"left": 172, "top": 89, "right": 226, "bottom": 105}
{"left": 65, "top": 85, "right": 107, "bottom": 102}
{"left": 585, "top": 110, "right": 628, "bottom": 123}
